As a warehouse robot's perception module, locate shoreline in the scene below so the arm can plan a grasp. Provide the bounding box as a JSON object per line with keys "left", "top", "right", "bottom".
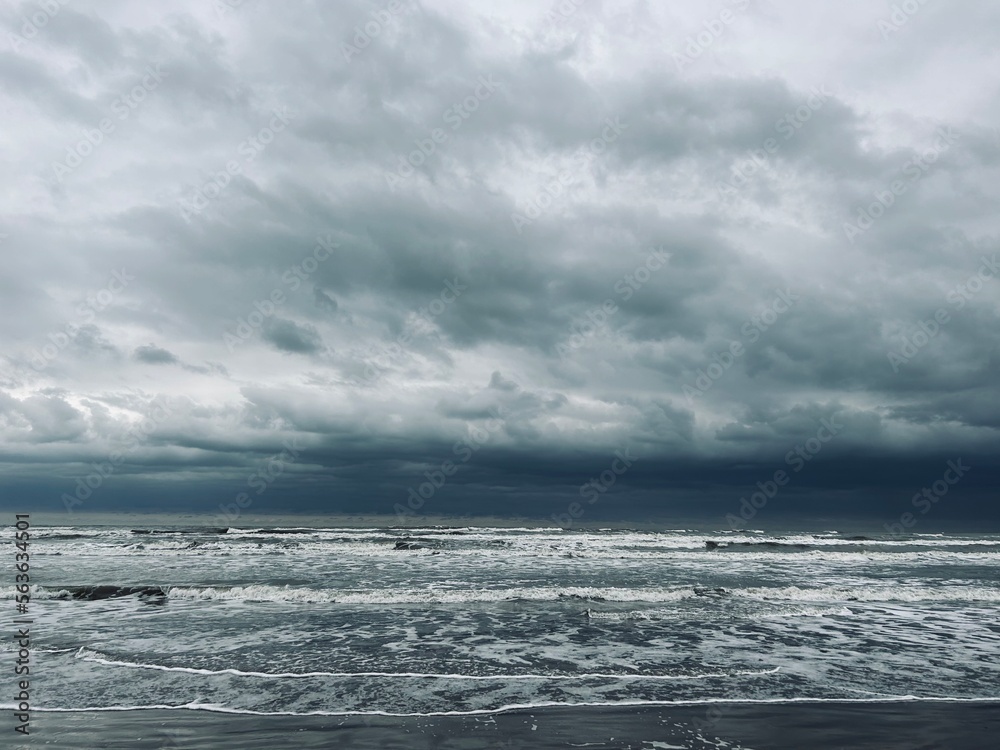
{"left": 15, "top": 701, "right": 1000, "bottom": 749}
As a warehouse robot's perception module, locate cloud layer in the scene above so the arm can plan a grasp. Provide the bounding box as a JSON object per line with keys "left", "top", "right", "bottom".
{"left": 2, "top": 0, "right": 998, "bottom": 526}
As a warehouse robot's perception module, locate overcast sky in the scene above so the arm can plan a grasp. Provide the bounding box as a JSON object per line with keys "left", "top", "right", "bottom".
{"left": 2, "top": 0, "right": 998, "bottom": 526}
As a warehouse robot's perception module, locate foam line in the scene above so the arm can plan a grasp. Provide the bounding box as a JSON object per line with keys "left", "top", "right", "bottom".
{"left": 11, "top": 583, "right": 1000, "bottom": 604}
{"left": 75, "top": 649, "right": 781, "bottom": 681}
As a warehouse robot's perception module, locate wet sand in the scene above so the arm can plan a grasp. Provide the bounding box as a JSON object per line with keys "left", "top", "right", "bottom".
{"left": 14, "top": 701, "right": 1000, "bottom": 749}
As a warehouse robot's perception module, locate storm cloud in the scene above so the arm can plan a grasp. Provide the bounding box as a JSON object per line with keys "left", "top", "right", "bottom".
{"left": 2, "top": 0, "right": 998, "bottom": 527}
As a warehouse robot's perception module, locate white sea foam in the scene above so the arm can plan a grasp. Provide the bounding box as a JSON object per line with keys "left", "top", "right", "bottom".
{"left": 7, "top": 583, "right": 1000, "bottom": 604}
{"left": 586, "top": 604, "right": 857, "bottom": 621}
{"left": 748, "top": 605, "right": 855, "bottom": 618}
{"left": 162, "top": 584, "right": 698, "bottom": 604}
{"left": 732, "top": 586, "right": 1000, "bottom": 603}
{"left": 24, "top": 525, "right": 1000, "bottom": 721}
{"left": 30, "top": 539, "right": 1000, "bottom": 570}
{"left": 35, "top": 526, "right": 1000, "bottom": 550}
{"left": 73, "top": 648, "right": 782, "bottom": 681}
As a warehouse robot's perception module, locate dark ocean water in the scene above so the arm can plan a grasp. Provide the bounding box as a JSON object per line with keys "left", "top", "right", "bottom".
{"left": 6, "top": 522, "right": 1000, "bottom": 748}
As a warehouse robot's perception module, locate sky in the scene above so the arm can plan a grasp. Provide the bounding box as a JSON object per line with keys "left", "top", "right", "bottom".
{"left": 2, "top": 0, "right": 998, "bottom": 527}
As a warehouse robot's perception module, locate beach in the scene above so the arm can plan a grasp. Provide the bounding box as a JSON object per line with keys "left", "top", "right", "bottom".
{"left": 18, "top": 702, "right": 1000, "bottom": 749}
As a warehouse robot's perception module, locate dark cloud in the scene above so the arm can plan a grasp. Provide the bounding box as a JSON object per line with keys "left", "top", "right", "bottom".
{"left": 133, "top": 344, "right": 179, "bottom": 365}
{"left": 261, "top": 317, "right": 325, "bottom": 354}
{"left": 313, "top": 287, "right": 339, "bottom": 313}
{"left": 0, "top": 0, "right": 997, "bottom": 524}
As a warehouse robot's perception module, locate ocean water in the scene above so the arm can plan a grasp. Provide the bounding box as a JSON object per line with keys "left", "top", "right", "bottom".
{"left": 9, "top": 523, "right": 1000, "bottom": 743}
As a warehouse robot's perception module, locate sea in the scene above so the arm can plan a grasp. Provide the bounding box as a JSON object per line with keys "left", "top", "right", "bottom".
{"left": 6, "top": 519, "right": 1000, "bottom": 748}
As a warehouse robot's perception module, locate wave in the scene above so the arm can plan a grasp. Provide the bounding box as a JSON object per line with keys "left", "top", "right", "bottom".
{"left": 73, "top": 648, "right": 781, "bottom": 681}
{"left": 131, "top": 528, "right": 229, "bottom": 535}
{"left": 36, "top": 540, "right": 1000, "bottom": 563}
{"left": 749, "top": 605, "right": 856, "bottom": 618}
{"left": 706, "top": 541, "right": 813, "bottom": 551}
{"left": 586, "top": 604, "right": 856, "bottom": 621}
{"left": 10, "top": 583, "right": 1000, "bottom": 605}
{"left": 3, "top": 583, "right": 692, "bottom": 604}
{"left": 249, "top": 529, "right": 318, "bottom": 535}
{"left": 730, "top": 586, "right": 1000, "bottom": 603}
{"left": 35, "top": 525, "right": 1000, "bottom": 543}
{"left": 35, "top": 585, "right": 168, "bottom": 601}
{"left": 704, "top": 538, "right": 1000, "bottom": 552}
{"left": 165, "top": 584, "right": 698, "bottom": 604}
{"left": 31, "top": 537, "right": 1000, "bottom": 565}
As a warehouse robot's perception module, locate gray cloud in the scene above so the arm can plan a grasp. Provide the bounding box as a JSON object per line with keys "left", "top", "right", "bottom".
{"left": 261, "top": 317, "right": 325, "bottom": 354}
{"left": 1, "top": 0, "right": 998, "bottom": 524}
{"left": 133, "top": 344, "right": 179, "bottom": 365}
{"left": 313, "top": 287, "right": 339, "bottom": 313}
